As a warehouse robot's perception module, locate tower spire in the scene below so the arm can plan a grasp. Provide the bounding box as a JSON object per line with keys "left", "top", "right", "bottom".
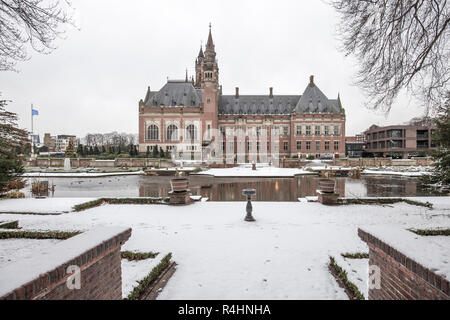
{"left": 198, "top": 43, "right": 204, "bottom": 58}
{"left": 185, "top": 69, "right": 188, "bottom": 82}
{"left": 206, "top": 23, "right": 214, "bottom": 51}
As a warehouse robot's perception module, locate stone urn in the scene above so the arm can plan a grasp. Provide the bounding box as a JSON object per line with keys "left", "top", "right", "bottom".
{"left": 170, "top": 177, "right": 189, "bottom": 192}
{"left": 318, "top": 179, "right": 336, "bottom": 194}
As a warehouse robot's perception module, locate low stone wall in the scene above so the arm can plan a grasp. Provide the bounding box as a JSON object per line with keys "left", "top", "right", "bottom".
{"left": 0, "top": 227, "right": 131, "bottom": 300}
{"left": 25, "top": 158, "right": 174, "bottom": 168}
{"left": 359, "top": 227, "right": 449, "bottom": 300}
{"left": 279, "top": 157, "right": 434, "bottom": 168}
{"left": 336, "top": 157, "right": 434, "bottom": 167}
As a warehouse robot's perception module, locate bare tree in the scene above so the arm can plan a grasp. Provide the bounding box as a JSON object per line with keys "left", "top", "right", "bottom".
{"left": 0, "top": 0, "right": 74, "bottom": 71}
{"left": 331, "top": 0, "right": 450, "bottom": 113}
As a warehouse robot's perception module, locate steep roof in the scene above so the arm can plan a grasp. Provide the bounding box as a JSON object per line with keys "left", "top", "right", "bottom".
{"left": 219, "top": 95, "right": 299, "bottom": 115}
{"left": 295, "top": 76, "right": 341, "bottom": 114}
{"left": 143, "top": 81, "right": 202, "bottom": 107}
{"left": 206, "top": 24, "right": 214, "bottom": 51}
{"left": 219, "top": 76, "right": 342, "bottom": 116}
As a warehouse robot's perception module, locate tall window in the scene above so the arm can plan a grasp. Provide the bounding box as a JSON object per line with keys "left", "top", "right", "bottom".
{"left": 167, "top": 125, "right": 178, "bottom": 141}
{"left": 334, "top": 126, "right": 339, "bottom": 136}
{"left": 306, "top": 141, "right": 311, "bottom": 150}
{"left": 296, "top": 125, "right": 302, "bottom": 136}
{"left": 283, "top": 141, "right": 289, "bottom": 151}
{"left": 334, "top": 141, "right": 339, "bottom": 151}
{"left": 315, "top": 126, "right": 321, "bottom": 136}
{"left": 324, "top": 126, "right": 330, "bottom": 136}
{"left": 325, "top": 141, "right": 330, "bottom": 150}
{"left": 316, "top": 141, "right": 320, "bottom": 151}
{"left": 147, "top": 125, "right": 159, "bottom": 141}
{"left": 297, "top": 141, "right": 302, "bottom": 150}
{"left": 306, "top": 126, "right": 311, "bottom": 136}
{"left": 186, "top": 124, "right": 198, "bottom": 141}
{"left": 283, "top": 126, "right": 289, "bottom": 136}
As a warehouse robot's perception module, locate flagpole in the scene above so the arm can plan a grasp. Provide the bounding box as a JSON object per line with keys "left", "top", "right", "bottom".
{"left": 31, "top": 103, "right": 34, "bottom": 156}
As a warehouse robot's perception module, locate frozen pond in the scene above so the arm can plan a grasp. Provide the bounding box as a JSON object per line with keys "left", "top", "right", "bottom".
{"left": 22, "top": 175, "right": 445, "bottom": 201}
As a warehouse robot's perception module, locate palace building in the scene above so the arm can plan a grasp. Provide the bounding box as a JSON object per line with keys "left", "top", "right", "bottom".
{"left": 138, "top": 26, "right": 346, "bottom": 161}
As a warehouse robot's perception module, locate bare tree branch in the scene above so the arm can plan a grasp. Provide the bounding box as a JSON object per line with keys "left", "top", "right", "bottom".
{"left": 331, "top": 0, "right": 450, "bottom": 113}
{"left": 0, "top": 0, "right": 74, "bottom": 71}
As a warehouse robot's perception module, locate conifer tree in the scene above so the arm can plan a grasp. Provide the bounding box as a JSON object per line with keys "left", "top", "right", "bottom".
{"left": 65, "top": 137, "right": 75, "bottom": 157}
{"left": 0, "top": 100, "right": 28, "bottom": 193}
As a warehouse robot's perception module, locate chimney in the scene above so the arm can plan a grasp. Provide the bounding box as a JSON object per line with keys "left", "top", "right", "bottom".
{"left": 269, "top": 87, "right": 273, "bottom": 98}
{"left": 310, "top": 75, "right": 314, "bottom": 85}
{"left": 219, "top": 85, "right": 223, "bottom": 95}
{"left": 235, "top": 87, "right": 239, "bottom": 98}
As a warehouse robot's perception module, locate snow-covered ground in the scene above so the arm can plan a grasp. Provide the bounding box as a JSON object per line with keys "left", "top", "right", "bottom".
{"left": 333, "top": 254, "right": 368, "bottom": 299}
{"left": 22, "top": 171, "right": 145, "bottom": 178}
{"left": 0, "top": 198, "right": 96, "bottom": 214}
{"left": 0, "top": 197, "right": 449, "bottom": 299}
{"left": 362, "top": 166, "right": 432, "bottom": 177}
{"left": 194, "top": 165, "right": 314, "bottom": 177}
{"left": 121, "top": 254, "right": 166, "bottom": 298}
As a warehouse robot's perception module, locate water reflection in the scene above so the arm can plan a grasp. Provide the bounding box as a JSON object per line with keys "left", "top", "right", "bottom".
{"left": 24, "top": 175, "right": 445, "bottom": 201}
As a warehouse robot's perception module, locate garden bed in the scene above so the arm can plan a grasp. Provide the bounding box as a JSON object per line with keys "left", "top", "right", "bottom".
{"left": 73, "top": 197, "right": 170, "bottom": 212}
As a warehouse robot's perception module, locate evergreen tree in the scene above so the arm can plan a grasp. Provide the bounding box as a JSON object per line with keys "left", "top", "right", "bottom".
{"left": 0, "top": 100, "right": 28, "bottom": 193}
{"left": 76, "top": 144, "right": 84, "bottom": 156}
{"left": 101, "top": 145, "right": 106, "bottom": 154}
{"left": 422, "top": 94, "right": 450, "bottom": 186}
{"left": 93, "top": 145, "right": 100, "bottom": 155}
{"left": 128, "top": 144, "right": 135, "bottom": 157}
{"left": 39, "top": 145, "right": 49, "bottom": 153}
{"left": 65, "top": 137, "right": 75, "bottom": 158}
{"left": 159, "top": 147, "right": 165, "bottom": 158}
{"left": 146, "top": 146, "right": 150, "bottom": 157}
{"left": 152, "top": 145, "right": 159, "bottom": 158}
{"left": 89, "top": 146, "right": 94, "bottom": 155}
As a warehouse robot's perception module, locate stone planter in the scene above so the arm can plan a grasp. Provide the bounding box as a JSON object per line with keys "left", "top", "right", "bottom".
{"left": 170, "top": 178, "right": 189, "bottom": 192}
{"left": 318, "top": 179, "right": 336, "bottom": 194}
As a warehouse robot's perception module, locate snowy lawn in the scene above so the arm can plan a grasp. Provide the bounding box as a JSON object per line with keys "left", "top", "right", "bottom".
{"left": 332, "top": 254, "right": 368, "bottom": 299}
{"left": 121, "top": 254, "right": 168, "bottom": 298}
{"left": 194, "top": 166, "right": 314, "bottom": 178}
{"left": 22, "top": 171, "right": 144, "bottom": 178}
{"left": 0, "top": 198, "right": 449, "bottom": 299}
{"left": 0, "top": 198, "right": 97, "bottom": 214}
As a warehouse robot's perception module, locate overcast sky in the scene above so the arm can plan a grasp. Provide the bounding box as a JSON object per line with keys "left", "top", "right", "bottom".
{"left": 0, "top": 0, "right": 426, "bottom": 140}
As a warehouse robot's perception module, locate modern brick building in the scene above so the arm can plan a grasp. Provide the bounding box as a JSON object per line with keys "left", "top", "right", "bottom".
{"left": 364, "top": 124, "right": 437, "bottom": 158}
{"left": 44, "top": 133, "right": 79, "bottom": 152}
{"left": 345, "top": 136, "right": 366, "bottom": 158}
{"left": 138, "top": 26, "right": 347, "bottom": 162}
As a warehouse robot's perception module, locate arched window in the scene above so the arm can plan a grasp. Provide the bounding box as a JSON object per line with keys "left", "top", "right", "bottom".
{"left": 186, "top": 124, "right": 197, "bottom": 141}
{"left": 167, "top": 125, "right": 178, "bottom": 141}
{"left": 147, "top": 125, "right": 159, "bottom": 141}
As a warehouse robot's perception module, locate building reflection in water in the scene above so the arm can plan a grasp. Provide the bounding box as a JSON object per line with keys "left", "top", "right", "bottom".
{"left": 137, "top": 175, "right": 442, "bottom": 201}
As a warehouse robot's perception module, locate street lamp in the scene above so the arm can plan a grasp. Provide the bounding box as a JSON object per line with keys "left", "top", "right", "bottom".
{"left": 242, "top": 189, "right": 256, "bottom": 222}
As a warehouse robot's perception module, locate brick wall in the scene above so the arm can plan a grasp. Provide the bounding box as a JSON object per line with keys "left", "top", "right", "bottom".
{"left": 0, "top": 227, "right": 131, "bottom": 300}
{"left": 359, "top": 228, "right": 449, "bottom": 300}
{"left": 25, "top": 158, "right": 174, "bottom": 168}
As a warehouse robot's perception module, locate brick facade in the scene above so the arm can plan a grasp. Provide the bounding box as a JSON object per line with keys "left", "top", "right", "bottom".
{"left": 0, "top": 227, "right": 131, "bottom": 300}
{"left": 359, "top": 228, "right": 449, "bottom": 300}
{"left": 138, "top": 26, "right": 347, "bottom": 161}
